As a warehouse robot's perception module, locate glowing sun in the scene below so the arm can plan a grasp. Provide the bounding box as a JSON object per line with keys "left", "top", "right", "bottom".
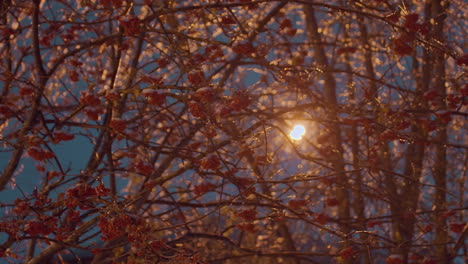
{"left": 289, "top": 124, "right": 306, "bottom": 140}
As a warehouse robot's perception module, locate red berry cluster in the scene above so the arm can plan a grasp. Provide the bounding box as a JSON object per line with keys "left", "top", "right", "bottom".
{"left": 66, "top": 184, "right": 109, "bottom": 209}
{"left": 456, "top": 53, "right": 468, "bottom": 66}
{"left": 84, "top": 107, "right": 104, "bottom": 121}
{"left": 205, "top": 44, "right": 224, "bottom": 61}
{"left": 98, "top": 214, "right": 133, "bottom": 241}
{"left": 220, "top": 15, "right": 236, "bottom": 25}
{"left": 109, "top": 119, "right": 127, "bottom": 132}
{"left": 450, "top": 222, "right": 466, "bottom": 234}
{"left": 193, "top": 87, "right": 215, "bottom": 103}
{"left": 288, "top": 199, "right": 308, "bottom": 209}
{"left": 80, "top": 92, "right": 101, "bottom": 106}
{"left": 188, "top": 101, "right": 205, "bottom": 118}
{"left": 314, "top": 213, "right": 329, "bottom": 225}
{"left": 194, "top": 182, "right": 217, "bottom": 196}
{"left": 20, "top": 87, "right": 34, "bottom": 97}
{"left": 339, "top": 246, "right": 355, "bottom": 261}
{"left": 142, "top": 89, "right": 166, "bottom": 106}
{"left": 230, "top": 176, "right": 256, "bottom": 195}
{"left": 101, "top": 0, "right": 123, "bottom": 8}
{"left": 278, "top": 18, "right": 297, "bottom": 36}
{"left": 367, "top": 220, "right": 384, "bottom": 228}
{"left": 232, "top": 42, "right": 256, "bottom": 55}
{"left": 134, "top": 160, "right": 154, "bottom": 176}
{"left": 119, "top": 16, "right": 141, "bottom": 36}
{"left": 188, "top": 70, "right": 206, "bottom": 86}
{"left": 52, "top": 131, "right": 75, "bottom": 144}
{"left": 337, "top": 46, "right": 357, "bottom": 55}
{"left": 199, "top": 155, "right": 221, "bottom": 170}
{"left": 80, "top": 92, "right": 105, "bottom": 120}
{"left": 393, "top": 13, "right": 429, "bottom": 56}
{"left": 386, "top": 254, "right": 404, "bottom": 264}
{"left": 0, "top": 104, "right": 13, "bottom": 117}
{"left": 325, "top": 197, "right": 339, "bottom": 207}
{"left": 228, "top": 90, "right": 251, "bottom": 111}
{"left": 28, "top": 147, "right": 55, "bottom": 161}
{"left": 24, "top": 217, "right": 57, "bottom": 236}
{"left": 237, "top": 208, "right": 257, "bottom": 222}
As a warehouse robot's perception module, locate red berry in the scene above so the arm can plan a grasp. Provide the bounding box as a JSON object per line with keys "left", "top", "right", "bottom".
{"left": 237, "top": 209, "right": 257, "bottom": 222}
{"left": 456, "top": 53, "right": 468, "bottom": 66}
{"left": 232, "top": 42, "right": 256, "bottom": 55}
{"left": 200, "top": 155, "right": 221, "bottom": 170}
{"left": 188, "top": 71, "right": 205, "bottom": 85}
{"left": 288, "top": 199, "right": 308, "bottom": 209}
{"left": 220, "top": 16, "right": 236, "bottom": 25}
{"left": 194, "top": 87, "right": 215, "bottom": 103}
{"left": 188, "top": 101, "right": 205, "bottom": 118}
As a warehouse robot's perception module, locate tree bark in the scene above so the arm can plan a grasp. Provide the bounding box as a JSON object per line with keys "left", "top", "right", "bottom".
{"left": 432, "top": 0, "right": 449, "bottom": 262}
{"left": 304, "top": 5, "right": 351, "bottom": 262}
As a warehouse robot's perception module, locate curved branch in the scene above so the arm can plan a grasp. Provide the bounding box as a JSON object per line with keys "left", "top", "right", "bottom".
{"left": 0, "top": 0, "right": 47, "bottom": 191}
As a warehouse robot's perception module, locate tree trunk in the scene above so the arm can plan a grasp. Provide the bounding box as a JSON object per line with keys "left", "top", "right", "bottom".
{"left": 304, "top": 5, "right": 351, "bottom": 262}
{"left": 431, "top": 0, "right": 449, "bottom": 262}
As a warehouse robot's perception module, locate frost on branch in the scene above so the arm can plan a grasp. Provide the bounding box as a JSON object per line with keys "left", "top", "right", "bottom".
{"left": 0, "top": 1, "right": 466, "bottom": 263}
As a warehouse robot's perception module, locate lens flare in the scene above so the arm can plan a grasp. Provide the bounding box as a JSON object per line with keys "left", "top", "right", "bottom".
{"left": 290, "top": 124, "right": 306, "bottom": 140}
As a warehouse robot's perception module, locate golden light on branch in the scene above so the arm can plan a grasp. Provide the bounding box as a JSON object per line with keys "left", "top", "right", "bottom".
{"left": 289, "top": 124, "right": 306, "bottom": 140}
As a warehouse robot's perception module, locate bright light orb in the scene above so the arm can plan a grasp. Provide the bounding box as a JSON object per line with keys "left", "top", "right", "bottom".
{"left": 290, "top": 124, "right": 306, "bottom": 140}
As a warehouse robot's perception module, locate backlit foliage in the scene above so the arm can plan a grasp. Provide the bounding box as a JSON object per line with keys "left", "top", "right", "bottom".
{"left": 0, "top": 0, "right": 466, "bottom": 263}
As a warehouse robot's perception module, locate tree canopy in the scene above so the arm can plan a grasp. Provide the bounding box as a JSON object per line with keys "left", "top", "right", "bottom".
{"left": 0, "top": 0, "right": 466, "bottom": 263}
